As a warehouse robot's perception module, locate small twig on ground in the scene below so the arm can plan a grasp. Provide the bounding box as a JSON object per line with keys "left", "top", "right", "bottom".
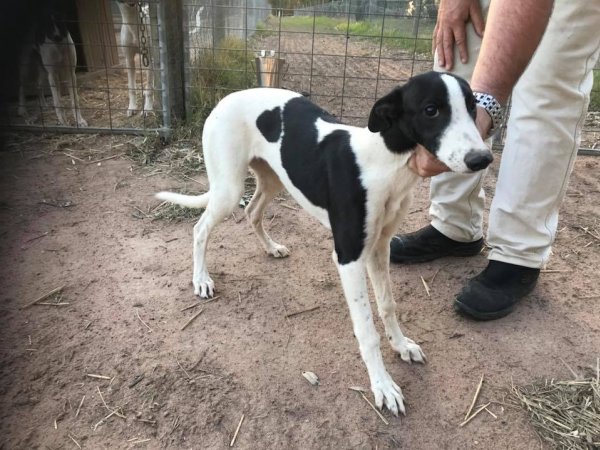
{"left": 181, "top": 308, "right": 204, "bottom": 331}
{"left": 464, "top": 374, "right": 485, "bottom": 420}
{"left": 180, "top": 296, "right": 221, "bottom": 312}
{"left": 348, "top": 387, "right": 389, "bottom": 425}
{"left": 25, "top": 232, "right": 49, "bottom": 243}
{"left": 420, "top": 276, "right": 431, "bottom": 297}
{"left": 135, "top": 310, "right": 153, "bottom": 333}
{"left": 279, "top": 203, "right": 299, "bottom": 211}
{"left": 559, "top": 358, "right": 581, "bottom": 380}
{"left": 75, "top": 395, "right": 85, "bottom": 418}
{"left": 429, "top": 267, "right": 443, "bottom": 286}
{"left": 68, "top": 433, "right": 82, "bottom": 449}
{"left": 175, "top": 357, "right": 193, "bottom": 383}
{"left": 86, "top": 374, "right": 111, "bottom": 380}
{"left": 36, "top": 302, "right": 70, "bottom": 306}
{"left": 541, "top": 269, "right": 572, "bottom": 274}
{"left": 229, "top": 414, "right": 245, "bottom": 447}
{"left": 460, "top": 402, "right": 491, "bottom": 427}
{"left": 63, "top": 152, "right": 86, "bottom": 162}
{"left": 484, "top": 406, "right": 497, "bottom": 419}
{"left": 128, "top": 374, "right": 145, "bottom": 389}
{"left": 85, "top": 153, "right": 124, "bottom": 165}
{"left": 20, "top": 285, "right": 65, "bottom": 309}
{"left": 578, "top": 226, "right": 600, "bottom": 242}
{"left": 285, "top": 306, "right": 320, "bottom": 318}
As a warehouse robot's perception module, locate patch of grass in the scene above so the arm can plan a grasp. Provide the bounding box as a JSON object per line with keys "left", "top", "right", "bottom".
{"left": 590, "top": 69, "right": 600, "bottom": 111}
{"left": 261, "top": 15, "right": 434, "bottom": 55}
{"left": 510, "top": 367, "right": 600, "bottom": 450}
{"left": 189, "top": 37, "right": 257, "bottom": 125}
{"left": 125, "top": 133, "right": 164, "bottom": 166}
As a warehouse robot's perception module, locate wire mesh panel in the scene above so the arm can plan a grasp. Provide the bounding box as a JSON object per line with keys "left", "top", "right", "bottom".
{"left": 1, "top": 0, "right": 167, "bottom": 135}
{"left": 183, "top": 0, "right": 599, "bottom": 151}
{"left": 184, "top": 0, "right": 437, "bottom": 126}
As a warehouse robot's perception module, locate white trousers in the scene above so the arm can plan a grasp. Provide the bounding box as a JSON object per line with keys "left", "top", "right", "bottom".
{"left": 429, "top": 0, "right": 600, "bottom": 268}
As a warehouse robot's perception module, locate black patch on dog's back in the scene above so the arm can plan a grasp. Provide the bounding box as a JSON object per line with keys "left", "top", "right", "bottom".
{"left": 256, "top": 107, "right": 282, "bottom": 143}
{"left": 280, "top": 97, "right": 367, "bottom": 264}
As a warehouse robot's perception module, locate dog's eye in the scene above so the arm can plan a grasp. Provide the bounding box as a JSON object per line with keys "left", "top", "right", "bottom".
{"left": 423, "top": 104, "right": 439, "bottom": 118}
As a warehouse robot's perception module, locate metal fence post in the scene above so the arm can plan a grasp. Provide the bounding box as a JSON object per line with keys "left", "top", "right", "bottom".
{"left": 158, "top": 0, "right": 186, "bottom": 133}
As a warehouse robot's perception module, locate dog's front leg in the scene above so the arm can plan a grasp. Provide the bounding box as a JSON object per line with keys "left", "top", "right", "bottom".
{"left": 367, "top": 239, "right": 426, "bottom": 364}
{"left": 141, "top": 59, "right": 154, "bottom": 117}
{"left": 66, "top": 41, "right": 87, "bottom": 127}
{"left": 47, "top": 70, "right": 68, "bottom": 126}
{"left": 124, "top": 47, "right": 138, "bottom": 116}
{"left": 336, "top": 258, "right": 406, "bottom": 415}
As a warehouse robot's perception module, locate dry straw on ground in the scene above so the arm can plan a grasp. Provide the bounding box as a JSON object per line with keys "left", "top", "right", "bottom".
{"left": 510, "top": 361, "right": 600, "bottom": 450}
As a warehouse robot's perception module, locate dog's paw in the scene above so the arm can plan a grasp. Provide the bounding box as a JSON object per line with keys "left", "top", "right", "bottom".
{"left": 392, "top": 337, "right": 426, "bottom": 364}
{"left": 142, "top": 109, "right": 155, "bottom": 118}
{"left": 371, "top": 372, "right": 405, "bottom": 416}
{"left": 268, "top": 244, "right": 290, "bottom": 258}
{"left": 77, "top": 117, "right": 88, "bottom": 127}
{"left": 193, "top": 276, "right": 214, "bottom": 298}
{"left": 127, "top": 108, "right": 137, "bottom": 117}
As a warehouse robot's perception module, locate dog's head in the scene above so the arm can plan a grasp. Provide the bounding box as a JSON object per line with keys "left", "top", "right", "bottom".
{"left": 368, "top": 71, "right": 492, "bottom": 173}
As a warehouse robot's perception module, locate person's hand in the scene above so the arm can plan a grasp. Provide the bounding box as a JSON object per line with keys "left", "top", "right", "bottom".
{"left": 408, "top": 106, "right": 492, "bottom": 177}
{"left": 433, "top": 0, "right": 485, "bottom": 70}
{"left": 475, "top": 105, "right": 493, "bottom": 138}
{"left": 408, "top": 145, "right": 451, "bottom": 177}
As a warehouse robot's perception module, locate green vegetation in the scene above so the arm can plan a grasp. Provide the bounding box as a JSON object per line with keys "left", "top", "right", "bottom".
{"left": 259, "top": 15, "right": 434, "bottom": 55}
{"left": 590, "top": 69, "right": 600, "bottom": 111}
{"left": 188, "top": 37, "right": 257, "bottom": 126}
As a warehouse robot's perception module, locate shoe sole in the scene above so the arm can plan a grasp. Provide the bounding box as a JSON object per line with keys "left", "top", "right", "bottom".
{"left": 453, "top": 299, "right": 514, "bottom": 321}
{"left": 390, "top": 244, "right": 483, "bottom": 264}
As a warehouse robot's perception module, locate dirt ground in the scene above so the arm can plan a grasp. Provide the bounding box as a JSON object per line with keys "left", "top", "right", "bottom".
{"left": 0, "top": 122, "right": 599, "bottom": 450}
{"left": 1, "top": 21, "right": 600, "bottom": 450}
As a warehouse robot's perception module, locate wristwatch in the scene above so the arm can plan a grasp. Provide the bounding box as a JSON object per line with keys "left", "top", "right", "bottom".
{"left": 473, "top": 92, "right": 505, "bottom": 137}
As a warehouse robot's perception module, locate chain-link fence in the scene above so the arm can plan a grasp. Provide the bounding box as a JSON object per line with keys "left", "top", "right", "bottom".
{"left": 1, "top": 0, "right": 168, "bottom": 135}
{"left": 2, "top": 0, "right": 599, "bottom": 151}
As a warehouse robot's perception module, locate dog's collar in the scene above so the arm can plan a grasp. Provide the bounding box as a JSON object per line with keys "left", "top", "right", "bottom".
{"left": 473, "top": 92, "right": 505, "bottom": 137}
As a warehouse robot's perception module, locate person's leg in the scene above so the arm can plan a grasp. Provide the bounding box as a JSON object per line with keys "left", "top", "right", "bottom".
{"left": 429, "top": 0, "right": 491, "bottom": 243}
{"left": 391, "top": 0, "right": 490, "bottom": 264}
{"left": 455, "top": 0, "right": 600, "bottom": 319}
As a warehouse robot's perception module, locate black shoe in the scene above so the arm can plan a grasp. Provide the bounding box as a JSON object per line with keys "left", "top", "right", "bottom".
{"left": 390, "top": 225, "right": 484, "bottom": 264}
{"left": 454, "top": 260, "right": 540, "bottom": 320}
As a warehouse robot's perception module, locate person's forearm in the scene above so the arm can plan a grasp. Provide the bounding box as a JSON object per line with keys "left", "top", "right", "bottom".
{"left": 471, "top": 0, "right": 554, "bottom": 105}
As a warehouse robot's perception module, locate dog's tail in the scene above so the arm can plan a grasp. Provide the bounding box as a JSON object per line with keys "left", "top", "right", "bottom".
{"left": 155, "top": 191, "right": 210, "bottom": 209}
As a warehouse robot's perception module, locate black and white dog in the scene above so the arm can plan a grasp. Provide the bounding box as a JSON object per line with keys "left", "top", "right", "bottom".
{"left": 18, "top": 4, "right": 87, "bottom": 127}
{"left": 157, "top": 72, "right": 492, "bottom": 415}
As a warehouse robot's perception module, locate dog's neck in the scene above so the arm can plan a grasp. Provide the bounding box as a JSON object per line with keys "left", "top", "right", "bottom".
{"left": 378, "top": 126, "right": 418, "bottom": 154}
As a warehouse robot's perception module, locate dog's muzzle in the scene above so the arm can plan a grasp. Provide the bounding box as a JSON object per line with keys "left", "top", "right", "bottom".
{"left": 464, "top": 149, "right": 493, "bottom": 171}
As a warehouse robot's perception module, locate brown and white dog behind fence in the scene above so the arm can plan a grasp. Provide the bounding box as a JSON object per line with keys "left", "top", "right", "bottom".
{"left": 18, "top": 5, "right": 87, "bottom": 127}
{"left": 157, "top": 72, "right": 493, "bottom": 416}
{"left": 116, "top": 0, "right": 154, "bottom": 117}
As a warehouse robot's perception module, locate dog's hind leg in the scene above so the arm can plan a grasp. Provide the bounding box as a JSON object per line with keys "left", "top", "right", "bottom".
{"left": 246, "top": 158, "right": 290, "bottom": 258}
{"left": 192, "top": 176, "right": 245, "bottom": 298}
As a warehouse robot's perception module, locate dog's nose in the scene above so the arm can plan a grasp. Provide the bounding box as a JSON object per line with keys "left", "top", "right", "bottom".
{"left": 464, "top": 150, "right": 493, "bottom": 171}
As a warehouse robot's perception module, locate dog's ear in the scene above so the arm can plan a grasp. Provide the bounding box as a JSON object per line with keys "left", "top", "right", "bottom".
{"left": 368, "top": 88, "right": 403, "bottom": 132}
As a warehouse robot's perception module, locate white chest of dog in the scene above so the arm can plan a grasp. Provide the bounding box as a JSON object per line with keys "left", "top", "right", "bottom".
{"left": 157, "top": 72, "right": 492, "bottom": 415}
